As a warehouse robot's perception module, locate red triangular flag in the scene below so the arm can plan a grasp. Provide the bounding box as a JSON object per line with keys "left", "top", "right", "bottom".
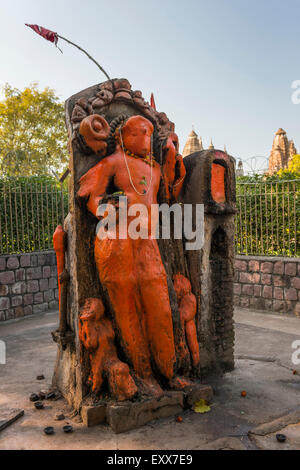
{"left": 150, "top": 93, "right": 156, "bottom": 110}
{"left": 25, "top": 24, "right": 58, "bottom": 44}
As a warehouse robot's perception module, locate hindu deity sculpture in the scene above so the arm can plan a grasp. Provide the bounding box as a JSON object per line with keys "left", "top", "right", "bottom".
{"left": 51, "top": 78, "right": 236, "bottom": 432}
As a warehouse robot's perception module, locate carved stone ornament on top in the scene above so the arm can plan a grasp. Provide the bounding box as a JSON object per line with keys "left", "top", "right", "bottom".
{"left": 71, "top": 78, "right": 175, "bottom": 156}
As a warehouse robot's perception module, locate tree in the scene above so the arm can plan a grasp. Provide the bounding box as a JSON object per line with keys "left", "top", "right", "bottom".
{"left": 277, "top": 154, "right": 300, "bottom": 178}
{"left": 0, "top": 83, "right": 68, "bottom": 176}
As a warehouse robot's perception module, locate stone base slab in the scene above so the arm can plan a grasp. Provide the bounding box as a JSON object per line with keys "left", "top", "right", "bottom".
{"left": 248, "top": 409, "right": 300, "bottom": 450}
{"left": 81, "top": 384, "right": 213, "bottom": 433}
{"left": 248, "top": 409, "right": 300, "bottom": 437}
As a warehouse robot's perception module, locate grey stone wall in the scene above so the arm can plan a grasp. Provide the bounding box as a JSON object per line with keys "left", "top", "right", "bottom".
{"left": 234, "top": 255, "right": 300, "bottom": 316}
{"left": 0, "top": 251, "right": 58, "bottom": 321}
{"left": 1, "top": 251, "right": 299, "bottom": 321}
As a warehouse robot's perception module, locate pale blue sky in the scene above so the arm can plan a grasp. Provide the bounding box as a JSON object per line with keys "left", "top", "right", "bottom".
{"left": 1, "top": 0, "right": 299, "bottom": 167}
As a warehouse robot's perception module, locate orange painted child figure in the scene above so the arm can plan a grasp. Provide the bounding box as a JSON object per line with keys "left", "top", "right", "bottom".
{"left": 78, "top": 114, "right": 192, "bottom": 397}
{"left": 173, "top": 274, "right": 200, "bottom": 369}
{"left": 78, "top": 297, "right": 138, "bottom": 400}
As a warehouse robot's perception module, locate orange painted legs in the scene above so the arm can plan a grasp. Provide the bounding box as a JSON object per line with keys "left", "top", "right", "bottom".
{"left": 95, "top": 239, "right": 153, "bottom": 380}
{"left": 95, "top": 238, "right": 176, "bottom": 388}
{"left": 136, "top": 239, "right": 176, "bottom": 380}
{"left": 103, "top": 279, "right": 153, "bottom": 379}
{"left": 139, "top": 277, "right": 175, "bottom": 380}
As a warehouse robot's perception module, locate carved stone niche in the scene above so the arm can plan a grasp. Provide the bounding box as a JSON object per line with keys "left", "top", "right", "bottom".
{"left": 180, "top": 149, "right": 237, "bottom": 375}
{"left": 51, "top": 79, "right": 235, "bottom": 432}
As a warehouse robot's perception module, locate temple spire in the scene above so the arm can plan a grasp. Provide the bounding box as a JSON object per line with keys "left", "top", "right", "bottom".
{"left": 182, "top": 129, "right": 203, "bottom": 158}
{"left": 199, "top": 136, "right": 203, "bottom": 151}
{"left": 268, "top": 127, "right": 297, "bottom": 174}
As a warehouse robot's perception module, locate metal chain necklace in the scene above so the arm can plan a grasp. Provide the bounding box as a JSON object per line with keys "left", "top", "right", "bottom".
{"left": 119, "top": 127, "right": 154, "bottom": 196}
{"left": 169, "top": 174, "right": 185, "bottom": 188}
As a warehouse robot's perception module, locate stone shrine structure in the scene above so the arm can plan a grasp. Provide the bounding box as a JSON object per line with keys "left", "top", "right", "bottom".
{"left": 51, "top": 78, "right": 236, "bottom": 432}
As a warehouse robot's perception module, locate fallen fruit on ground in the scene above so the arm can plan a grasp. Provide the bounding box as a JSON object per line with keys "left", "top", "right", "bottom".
{"left": 241, "top": 391, "right": 247, "bottom": 397}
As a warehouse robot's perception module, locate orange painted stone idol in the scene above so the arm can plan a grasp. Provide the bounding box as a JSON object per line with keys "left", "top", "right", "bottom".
{"left": 78, "top": 114, "right": 188, "bottom": 397}
{"left": 51, "top": 78, "right": 236, "bottom": 432}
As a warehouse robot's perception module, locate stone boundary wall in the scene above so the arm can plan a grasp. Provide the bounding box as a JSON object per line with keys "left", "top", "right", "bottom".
{"left": 1, "top": 252, "right": 299, "bottom": 321}
{"left": 0, "top": 251, "right": 58, "bottom": 322}
{"left": 234, "top": 255, "right": 300, "bottom": 316}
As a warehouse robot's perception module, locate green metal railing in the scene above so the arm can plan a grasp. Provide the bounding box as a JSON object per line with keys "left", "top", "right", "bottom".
{"left": 235, "top": 179, "right": 300, "bottom": 257}
{"left": 0, "top": 178, "right": 68, "bottom": 255}
{"left": 0, "top": 178, "right": 299, "bottom": 257}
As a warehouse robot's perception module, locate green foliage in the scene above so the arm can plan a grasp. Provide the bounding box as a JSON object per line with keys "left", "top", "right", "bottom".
{"left": 0, "top": 176, "right": 68, "bottom": 254}
{"left": 0, "top": 83, "right": 68, "bottom": 176}
{"left": 277, "top": 154, "right": 300, "bottom": 178}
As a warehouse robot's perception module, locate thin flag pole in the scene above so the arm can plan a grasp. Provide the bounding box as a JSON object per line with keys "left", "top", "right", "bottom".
{"left": 57, "top": 34, "right": 111, "bottom": 80}
{"left": 25, "top": 24, "right": 111, "bottom": 81}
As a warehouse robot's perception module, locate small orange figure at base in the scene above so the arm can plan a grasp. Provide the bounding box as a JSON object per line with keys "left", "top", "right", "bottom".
{"left": 78, "top": 298, "right": 138, "bottom": 401}
{"left": 173, "top": 274, "right": 200, "bottom": 369}
{"left": 169, "top": 376, "right": 195, "bottom": 391}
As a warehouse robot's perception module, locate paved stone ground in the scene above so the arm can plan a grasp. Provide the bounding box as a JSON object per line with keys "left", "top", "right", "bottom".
{"left": 0, "top": 307, "right": 299, "bottom": 450}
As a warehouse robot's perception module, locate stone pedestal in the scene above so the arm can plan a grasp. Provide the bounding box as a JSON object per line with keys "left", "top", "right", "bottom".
{"left": 81, "top": 384, "right": 213, "bottom": 433}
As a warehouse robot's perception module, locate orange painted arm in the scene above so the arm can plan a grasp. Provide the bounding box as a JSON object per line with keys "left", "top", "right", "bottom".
{"left": 53, "top": 226, "right": 67, "bottom": 313}
{"left": 171, "top": 155, "right": 186, "bottom": 200}
{"left": 78, "top": 159, "right": 115, "bottom": 218}
{"left": 162, "top": 134, "right": 186, "bottom": 201}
